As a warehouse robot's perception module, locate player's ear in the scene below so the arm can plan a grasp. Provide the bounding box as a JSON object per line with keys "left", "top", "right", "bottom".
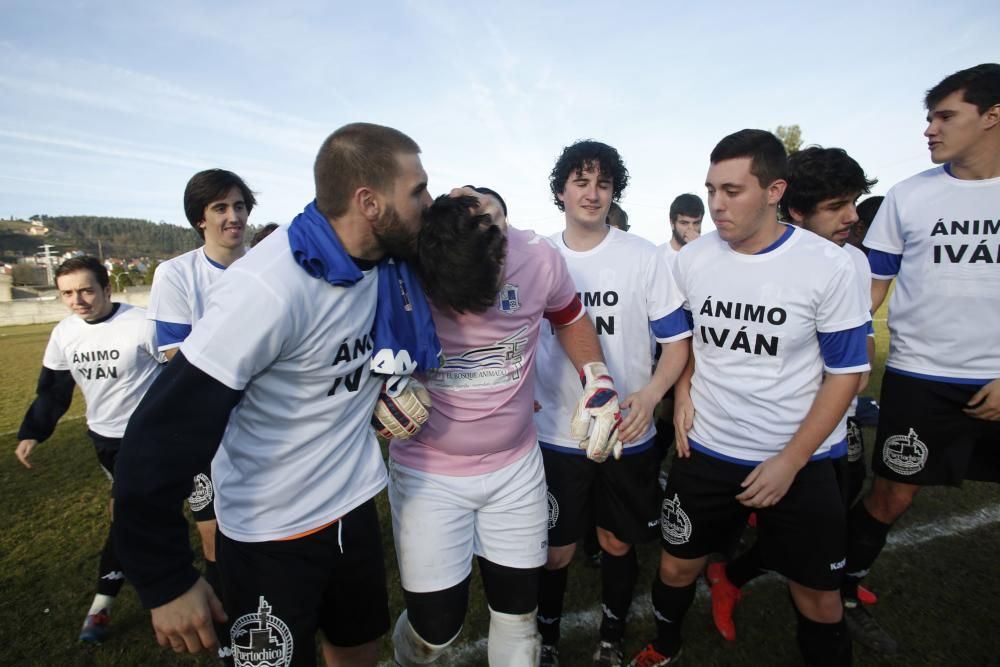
{"left": 355, "top": 186, "right": 381, "bottom": 222}
{"left": 766, "top": 179, "right": 787, "bottom": 206}
{"left": 788, "top": 207, "right": 806, "bottom": 223}
{"left": 982, "top": 103, "right": 1000, "bottom": 130}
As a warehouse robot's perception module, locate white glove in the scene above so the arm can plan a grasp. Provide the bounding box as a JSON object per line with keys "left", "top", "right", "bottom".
{"left": 371, "top": 376, "right": 432, "bottom": 440}
{"left": 570, "top": 362, "right": 623, "bottom": 462}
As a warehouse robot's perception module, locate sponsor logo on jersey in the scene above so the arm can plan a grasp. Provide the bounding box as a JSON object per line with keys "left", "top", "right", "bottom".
{"left": 430, "top": 327, "right": 528, "bottom": 389}
{"left": 660, "top": 494, "right": 692, "bottom": 545}
{"left": 546, "top": 492, "right": 559, "bottom": 529}
{"left": 231, "top": 596, "right": 293, "bottom": 667}
{"left": 188, "top": 473, "right": 214, "bottom": 512}
{"left": 882, "top": 428, "right": 927, "bottom": 476}
{"left": 847, "top": 420, "right": 863, "bottom": 462}
{"left": 499, "top": 283, "right": 520, "bottom": 314}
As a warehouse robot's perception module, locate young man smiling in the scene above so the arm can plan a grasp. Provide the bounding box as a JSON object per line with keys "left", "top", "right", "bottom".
{"left": 630, "top": 130, "right": 869, "bottom": 667}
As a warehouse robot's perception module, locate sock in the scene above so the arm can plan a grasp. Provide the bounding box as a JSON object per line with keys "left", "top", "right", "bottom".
{"left": 599, "top": 549, "right": 637, "bottom": 642}
{"left": 488, "top": 607, "right": 541, "bottom": 666}
{"left": 95, "top": 528, "right": 125, "bottom": 597}
{"left": 795, "top": 612, "right": 852, "bottom": 666}
{"left": 88, "top": 593, "right": 115, "bottom": 617}
{"left": 726, "top": 545, "right": 765, "bottom": 588}
{"left": 843, "top": 503, "right": 891, "bottom": 601}
{"left": 537, "top": 566, "right": 568, "bottom": 645}
{"left": 393, "top": 610, "right": 459, "bottom": 666}
{"left": 651, "top": 577, "right": 696, "bottom": 658}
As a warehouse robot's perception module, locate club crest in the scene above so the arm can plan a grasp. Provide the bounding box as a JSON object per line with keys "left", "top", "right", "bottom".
{"left": 188, "top": 473, "right": 214, "bottom": 512}
{"left": 660, "top": 493, "right": 692, "bottom": 545}
{"left": 498, "top": 283, "right": 520, "bottom": 314}
{"left": 882, "top": 427, "right": 928, "bottom": 476}
{"left": 231, "top": 596, "right": 294, "bottom": 667}
{"left": 546, "top": 491, "right": 559, "bottom": 529}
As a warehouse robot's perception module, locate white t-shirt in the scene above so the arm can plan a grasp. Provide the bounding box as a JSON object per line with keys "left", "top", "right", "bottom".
{"left": 674, "top": 226, "right": 870, "bottom": 462}
{"left": 180, "top": 227, "right": 387, "bottom": 542}
{"left": 844, "top": 242, "right": 874, "bottom": 418}
{"left": 147, "top": 247, "right": 225, "bottom": 351}
{"left": 864, "top": 166, "right": 1000, "bottom": 381}
{"left": 535, "top": 228, "right": 691, "bottom": 450}
{"left": 43, "top": 303, "right": 163, "bottom": 438}
{"left": 659, "top": 241, "right": 680, "bottom": 273}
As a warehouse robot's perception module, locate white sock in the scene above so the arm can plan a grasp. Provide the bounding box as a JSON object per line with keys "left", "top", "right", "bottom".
{"left": 392, "top": 610, "right": 460, "bottom": 666}
{"left": 487, "top": 606, "right": 541, "bottom": 667}
{"left": 88, "top": 594, "right": 115, "bottom": 616}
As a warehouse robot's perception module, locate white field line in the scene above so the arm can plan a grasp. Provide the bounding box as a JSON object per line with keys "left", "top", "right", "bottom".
{"left": 378, "top": 502, "right": 1000, "bottom": 666}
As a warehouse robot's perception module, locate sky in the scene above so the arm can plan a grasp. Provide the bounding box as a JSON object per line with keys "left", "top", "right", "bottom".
{"left": 1, "top": 0, "right": 998, "bottom": 245}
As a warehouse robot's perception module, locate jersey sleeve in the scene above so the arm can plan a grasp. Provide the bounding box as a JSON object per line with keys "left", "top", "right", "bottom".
{"left": 147, "top": 262, "right": 193, "bottom": 325}
{"left": 862, "top": 187, "right": 904, "bottom": 257}
{"left": 816, "top": 252, "right": 870, "bottom": 335}
{"left": 817, "top": 325, "right": 870, "bottom": 373}
{"left": 154, "top": 321, "right": 192, "bottom": 350}
{"left": 17, "top": 367, "right": 75, "bottom": 442}
{"left": 644, "top": 244, "right": 691, "bottom": 342}
{"left": 542, "top": 242, "right": 584, "bottom": 325}
{"left": 867, "top": 250, "right": 902, "bottom": 280}
{"left": 41, "top": 326, "right": 69, "bottom": 371}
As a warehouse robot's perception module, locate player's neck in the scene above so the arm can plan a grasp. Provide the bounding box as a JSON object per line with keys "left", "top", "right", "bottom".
{"left": 203, "top": 243, "right": 245, "bottom": 268}
{"left": 670, "top": 238, "right": 683, "bottom": 252}
{"left": 729, "top": 217, "right": 784, "bottom": 255}
{"left": 562, "top": 219, "right": 609, "bottom": 252}
{"left": 948, "top": 141, "right": 1000, "bottom": 180}
{"left": 329, "top": 213, "right": 384, "bottom": 262}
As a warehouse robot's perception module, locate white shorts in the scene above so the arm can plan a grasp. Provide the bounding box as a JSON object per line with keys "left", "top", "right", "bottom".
{"left": 388, "top": 446, "right": 548, "bottom": 593}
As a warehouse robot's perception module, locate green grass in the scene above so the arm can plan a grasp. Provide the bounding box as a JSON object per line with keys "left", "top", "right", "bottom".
{"left": 3, "top": 304, "right": 999, "bottom": 666}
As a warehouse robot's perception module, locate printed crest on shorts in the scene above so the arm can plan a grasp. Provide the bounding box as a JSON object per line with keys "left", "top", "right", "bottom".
{"left": 847, "top": 420, "right": 863, "bottom": 462}
{"left": 660, "top": 493, "right": 692, "bottom": 545}
{"left": 882, "top": 427, "right": 928, "bottom": 476}
{"left": 498, "top": 283, "right": 520, "bottom": 314}
{"left": 546, "top": 491, "right": 559, "bottom": 529}
{"left": 231, "top": 596, "right": 294, "bottom": 667}
{"left": 188, "top": 473, "right": 214, "bottom": 512}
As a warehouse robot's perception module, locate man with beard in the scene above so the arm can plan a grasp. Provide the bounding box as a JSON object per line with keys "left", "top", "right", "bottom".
{"left": 659, "top": 194, "right": 703, "bottom": 271}
{"left": 114, "top": 123, "right": 432, "bottom": 667}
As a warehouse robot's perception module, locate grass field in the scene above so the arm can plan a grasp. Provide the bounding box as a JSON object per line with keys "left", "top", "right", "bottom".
{"left": 3, "top": 310, "right": 999, "bottom": 666}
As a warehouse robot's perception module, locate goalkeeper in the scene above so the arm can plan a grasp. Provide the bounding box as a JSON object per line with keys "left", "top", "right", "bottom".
{"left": 387, "top": 188, "right": 622, "bottom": 666}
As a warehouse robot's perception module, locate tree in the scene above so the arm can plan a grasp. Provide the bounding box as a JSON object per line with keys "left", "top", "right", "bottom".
{"left": 775, "top": 124, "right": 803, "bottom": 154}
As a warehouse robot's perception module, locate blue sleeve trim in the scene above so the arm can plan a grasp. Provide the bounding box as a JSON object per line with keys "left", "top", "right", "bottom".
{"left": 817, "top": 324, "right": 869, "bottom": 369}
{"left": 683, "top": 308, "right": 694, "bottom": 329}
{"left": 155, "top": 320, "right": 192, "bottom": 347}
{"left": 886, "top": 367, "right": 992, "bottom": 386}
{"left": 868, "top": 250, "right": 901, "bottom": 277}
{"left": 651, "top": 306, "right": 692, "bottom": 340}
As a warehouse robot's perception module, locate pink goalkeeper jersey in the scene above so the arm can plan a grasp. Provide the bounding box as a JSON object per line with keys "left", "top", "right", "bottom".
{"left": 390, "top": 226, "right": 582, "bottom": 476}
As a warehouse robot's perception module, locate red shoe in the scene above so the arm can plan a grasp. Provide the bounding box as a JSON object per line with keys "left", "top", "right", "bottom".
{"left": 857, "top": 585, "right": 878, "bottom": 605}
{"left": 747, "top": 512, "right": 757, "bottom": 528}
{"left": 627, "top": 643, "right": 681, "bottom": 666}
{"left": 705, "top": 562, "right": 741, "bottom": 641}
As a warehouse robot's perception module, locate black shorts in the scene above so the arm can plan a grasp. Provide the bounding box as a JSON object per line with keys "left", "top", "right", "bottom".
{"left": 88, "top": 431, "right": 120, "bottom": 491}
{"left": 188, "top": 467, "right": 217, "bottom": 521}
{"left": 542, "top": 442, "right": 661, "bottom": 548}
{"left": 217, "top": 497, "right": 390, "bottom": 665}
{"left": 872, "top": 371, "right": 1000, "bottom": 486}
{"left": 660, "top": 449, "right": 846, "bottom": 591}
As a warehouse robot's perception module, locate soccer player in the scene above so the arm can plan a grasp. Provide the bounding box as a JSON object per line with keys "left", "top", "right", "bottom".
{"left": 659, "top": 193, "right": 703, "bottom": 270}
{"left": 390, "top": 189, "right": 623, "bottom": 666}
{"left": 629, "top": 129, "right": 869, "bottom": 667}
{"left": 606, "top": 202, "right": 630, "bottom": 232}
{"left": 15, "top": 256, "right": 163, "bottom": 643}
{"left": 145, "top": 168, "right": 256, "bottom": 619}
{"left": 848, "top": 196, "right": 883, "bottom": 255}
{"left": 704, "top": 145, "right": 878, "bottom": 643}
{"left": 533, "top": 141, "right": 691, "bottom": 666}
{"left": 114, "top": 123, "right": 432, "bottom": 667}
{"left": 842, "top": 62, "right": 1000, "bottom": 653}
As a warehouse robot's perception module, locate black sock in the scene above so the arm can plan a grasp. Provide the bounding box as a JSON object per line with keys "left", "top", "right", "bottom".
{"left": 651, "top": 577, "right": 696, "bottom": 658}
{"left": 843, "top": 503, "right": 891, "bottom": 601}
{"left": 537, "top": 566, "right": 569, "bottom": 646}
{"left": 726, "top": 545, "right": 765, "bottom": 588}
{"left": 96, "top": 525, "right": 125, "bottom": 597}
{"left": 795, "top": 611, "right": 852, "bottom": 666}
{"left": 599, "top": 549, "right": 637, "bottom": 641}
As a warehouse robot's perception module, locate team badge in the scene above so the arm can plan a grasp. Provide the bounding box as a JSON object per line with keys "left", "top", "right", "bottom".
{"left": 231, "top": 596, "right": 294, "bottom": 667}
{"left": 188, "top": 473, "right": 214, "bottom": 512}
{"left": 847, "top": 420, "right": 863, "bottom": 462}
{"left": 660, "top": 494, "right": 692, "bottom": 545}
{"left": 882, "top": 428, "right": 928, "bottom": 476}
{"left": 498, "top": 283, "right": 520, "bottom": 314}
{"left": 546, "top": 491, "right": 559, "bottom": 529}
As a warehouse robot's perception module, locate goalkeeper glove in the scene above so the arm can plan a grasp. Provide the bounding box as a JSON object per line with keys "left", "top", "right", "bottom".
{"left": 570, "top": 362, "right": 622, "bottom": 462}
{"left": 371, "top": 376, "right": 432, "bottom": 440}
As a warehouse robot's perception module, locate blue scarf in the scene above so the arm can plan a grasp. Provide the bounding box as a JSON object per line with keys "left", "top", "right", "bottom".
{"left": 287, "top": 200, "right": 364, "bottom": 285}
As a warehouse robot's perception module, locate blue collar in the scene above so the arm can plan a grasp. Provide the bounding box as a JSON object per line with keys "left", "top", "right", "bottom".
{"left": 287, "top": 201, "right": 364, "bottom": 286}
{"left": 755, "top": 223, "right": 794, "bottom": 254}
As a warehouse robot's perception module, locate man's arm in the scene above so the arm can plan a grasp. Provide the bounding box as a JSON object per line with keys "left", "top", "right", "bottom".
{"left": 619, "top": 338, "right": 690, "bottom": 443}
{"left": 15, "top": 367, "right": 75, "bottom": 469}
{"left": 114, "top": 352, "right": 241, "bottom": 653}
{"left": 965, "top": 378, "right": 1000, "bottom": 421}
{"left": 871, "top": 278, "right": 892, "bottom": 314}
{"left": 672, "top": 346, "right": 696, "bottom": 457}
{"left": 553, "top": 311, "right": 603, "bottom": 369}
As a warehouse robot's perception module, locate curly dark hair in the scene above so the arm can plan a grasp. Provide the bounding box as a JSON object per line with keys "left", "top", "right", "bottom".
{"left": 779, "top": 146, "right": 877, "bottom": 219}
{"left": 925, "top": 63, "right": 1000, "bottom": 113}
{"left": 416, "top": 194, "right": 507, "bottom": 315}
{"left": 549, "top": 140, "right": 629, "bottom": 211}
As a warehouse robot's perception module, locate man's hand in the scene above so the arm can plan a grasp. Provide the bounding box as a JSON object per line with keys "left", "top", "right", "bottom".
{"left": 570, "top": 362, "right": 623, "bottom": 462}
{"left": 735, "top": 453, "right": 802, "bottom": 508}
{"left": 672, "top": 390, "right": 694, "bottom": 458}
{"left": 448, "top": 187, "right": 506, "bottom": 227}
{"left": 151, "top": 577, "right": 226, "bottom": 654}
{"left": 15, "top": 439, "right": 38, "bottom": 469}
{"left": 619, "top": 386, "right": 660, "bottom": 444}
{"left": 371, "top": 376, "right": 432, "bottom": 440}
{"left": 965, "top": 378, "right": 1000, "bottom": 421}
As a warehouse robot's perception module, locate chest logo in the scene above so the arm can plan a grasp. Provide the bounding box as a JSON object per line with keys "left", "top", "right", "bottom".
{"left": 498, "top": 283, "right": 520, "bottom": 314}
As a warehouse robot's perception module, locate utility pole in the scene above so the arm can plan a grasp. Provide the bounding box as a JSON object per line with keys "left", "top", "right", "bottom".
{"left": 38, "top": 244, "right": 57, "bottom": 286}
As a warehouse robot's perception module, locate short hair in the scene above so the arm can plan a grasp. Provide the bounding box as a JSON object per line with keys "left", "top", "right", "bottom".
{"left": 314, "top": 123, "right": 421, "bottom": 220}
{"left": 549, "top": 140, "right": 629, "bottom": 211}
{"left": 250, "top": 223, "right": 280, "bottom": 247}
{"left": 606, "top": 202, "right": 629, "bottom": 231}
{"left": 183, "top": 169, "right": 257, "bottom": 238}
{"left": 669, "top": 194, "right": 704, "bottom": 223}
{"left": 779, "top": 146, "right": 877, "bottom": 219}
{"left": 925, "top": 63, "right": 1000, "bottom": 113}
{"left": 55, "top": 256, "right": 109, "bottom": 290}
{"left": 856, "top": 196, "right": 885, "bottom": 229}
{"left": 417, "top": 194, "right": 507, "bottom": 315}
{"left": 709, "top": 129, "right": 787, "bottom": 188}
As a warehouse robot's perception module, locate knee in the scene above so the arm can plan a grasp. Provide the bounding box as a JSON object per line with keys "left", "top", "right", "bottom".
{"left": 657, "top": 552, "right": 702, "bottom": 587}
{"left": 866, "top": 478, "right": 917, "bottom": 524}
{"left": 545, "top": 544, "right": 575, "bottom": 570}
{"left": 596, "top": 529, "right": 631, "bottom": 557}
{"left": 790, "top": 586, "right": 843, "bottom": 624}
{"left": 487, "top": 607, "right": 541, "bottom": 666}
